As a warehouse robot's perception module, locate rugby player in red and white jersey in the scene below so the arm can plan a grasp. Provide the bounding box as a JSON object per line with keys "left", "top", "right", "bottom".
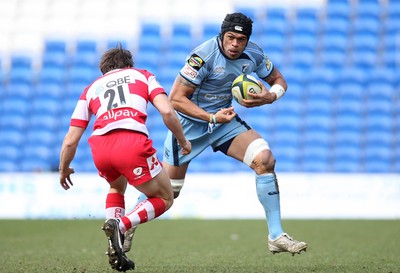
{"left": 59, "top": 44, "right": 191, "bottom": 272}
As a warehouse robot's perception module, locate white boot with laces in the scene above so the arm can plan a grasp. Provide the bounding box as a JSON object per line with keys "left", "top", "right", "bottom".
{"left": 268, "top": 233, "right": 308, "bottom": 256}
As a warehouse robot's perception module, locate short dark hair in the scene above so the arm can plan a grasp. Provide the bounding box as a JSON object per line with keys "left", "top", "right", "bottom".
{"left": 99, "top": 43, "right": 134, "bottom": 74}
{"left": 220, "top": 12, "right": 253, "bottom": 40}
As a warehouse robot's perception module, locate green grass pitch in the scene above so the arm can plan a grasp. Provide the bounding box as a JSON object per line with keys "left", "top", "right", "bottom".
{"left": 1, "top": 219, "right": 399, "bottom": 273}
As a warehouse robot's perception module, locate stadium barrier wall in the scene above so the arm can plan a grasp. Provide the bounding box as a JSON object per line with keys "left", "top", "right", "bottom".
{"left": 0, "top": 172, "right": 399, "bottom": 220}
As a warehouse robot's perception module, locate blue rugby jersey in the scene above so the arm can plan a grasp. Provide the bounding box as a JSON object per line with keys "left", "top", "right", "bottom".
{"left": 179, "top": 35, "right": 274, "bottom": 116}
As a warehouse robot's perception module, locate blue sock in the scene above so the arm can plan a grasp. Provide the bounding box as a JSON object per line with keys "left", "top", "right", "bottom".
{"left": 255, "top": 173, "right": 284, "bottom": 240}
{"left": 136, "top": 193, "right": 148, "bottom": 203}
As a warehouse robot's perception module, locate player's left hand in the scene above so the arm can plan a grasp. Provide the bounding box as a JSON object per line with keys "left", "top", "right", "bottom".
{"left": 59, "top": 167, "right": 75, "bottom": 190}
{"left": 242, "top": 81, "right": 277, "bottom": 108}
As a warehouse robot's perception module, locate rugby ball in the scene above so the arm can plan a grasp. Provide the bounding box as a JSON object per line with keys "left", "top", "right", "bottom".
{"left": 231, "top": 74, "right": 262, "bottom": 105}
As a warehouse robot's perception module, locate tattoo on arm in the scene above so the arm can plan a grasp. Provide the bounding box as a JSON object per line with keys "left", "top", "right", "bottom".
{"left": 263, "top": 67, "right": 276, "bottom": 83}
{"left": 177, "top": 75, "right": 196, "bottom": 88}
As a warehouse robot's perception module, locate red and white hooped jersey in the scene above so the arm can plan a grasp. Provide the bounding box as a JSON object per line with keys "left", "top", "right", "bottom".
{"left": 70, "top": 68, "right": 166, "bottom": 136}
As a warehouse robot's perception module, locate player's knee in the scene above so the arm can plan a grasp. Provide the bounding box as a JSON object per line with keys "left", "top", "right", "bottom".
{"left": 253, "top": 150, "right": 275, "bottom": 173}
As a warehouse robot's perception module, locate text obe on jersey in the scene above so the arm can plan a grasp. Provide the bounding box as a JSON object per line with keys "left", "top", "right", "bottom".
{"left": 95, "top": 76, "right": 131, "bottom": 96}
{"left": 107, "top": 76, "right": 130, "bottom": 88}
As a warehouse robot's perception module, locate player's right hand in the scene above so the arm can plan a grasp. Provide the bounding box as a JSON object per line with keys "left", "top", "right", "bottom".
{"left": 215, "top": 107, "right": 236, "bottom": 123}
{"left": 59, "top": 167, "right": 75, "bottom": 190}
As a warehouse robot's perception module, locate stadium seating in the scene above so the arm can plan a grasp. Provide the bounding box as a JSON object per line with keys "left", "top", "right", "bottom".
{"left": 0, "top": 0, "right": 398, "bottom": 173}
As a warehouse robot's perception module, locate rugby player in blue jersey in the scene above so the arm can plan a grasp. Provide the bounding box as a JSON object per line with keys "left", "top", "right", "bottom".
{"left": 125, "top": 12, "right": 307, "bottom": 256}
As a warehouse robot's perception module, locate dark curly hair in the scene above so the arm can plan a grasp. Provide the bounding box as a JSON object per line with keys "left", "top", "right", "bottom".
{"left": 99, "top": 43, "right": 134, "bottom": 74}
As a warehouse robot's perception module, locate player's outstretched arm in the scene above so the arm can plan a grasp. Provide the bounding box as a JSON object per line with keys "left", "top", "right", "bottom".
{"left": 59, "top": 126, "right": 85, "bottom": 190}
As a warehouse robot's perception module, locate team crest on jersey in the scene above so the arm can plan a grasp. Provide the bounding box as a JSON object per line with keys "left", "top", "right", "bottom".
{"left": 133, "top": 167, "right": 143, "bottom": 176}
{"left": 188, "top": 54, "right": 204, "bottom": 71}
{"left": 266, "top": 57, "right": 272, "bottom": 70}
{"left": 241, "top": 64, "right": 250, "bottom": 73}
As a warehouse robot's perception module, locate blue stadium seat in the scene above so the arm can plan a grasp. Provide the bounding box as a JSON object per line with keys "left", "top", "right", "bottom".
{"left": 39, "top": 66, "right": 65, "bottom": 85}
{"left": 290, "top": 31, "right": 318, "bottom": 52}
{"left": 140, "top": 22, "right": 162, "bottom": 37}
{"left": 134, "top": 50, "right": 160, "bottom": 73}
{"left": 335, "top": 126, "right": 362, "bottom": 148}
{"left": 10, "top": 54, "right": 32, "bottom": 69}
{"left": 0, "top": 127, "right": 24, "bottom": 146}
{"left": 265, "top": 7, "right": 288, "bottom": 23}
{"left": 362, "top": 144, "right": 394, "bottom": 173}
{"left": 201, "top": 23, "right": 220, "bottom": 40}
{"left": 301, "top": 144, "right": 331, "bottom": 172}
{"left": 157, "top": 66, "right": 181, "bottom": 89}
{"left": 320, "top": 32, "right": 348, "bottom": 52}
{"left": 273, "top": 143, "right": 300, "bottom": 172}
{"left": 0, "top": 113, "right": 27, "bottom": 130}
{"left": 325, "top": 2, "right": 352, "bottom": 20}
{"left": 350, "top": 49, "right": 378, "bottom": 70}
{"left": 234, "top": 6, "right": 258, "bottom": 21}
{"left": 368, "top": 68, "right": 397, "bottom": 86}
{"left": 75, "top": 39, "right": 98, "bottom": 54}
{"left": 291, "top": 18, "right": 318, "bottom": 36}
{"left": 71, "top": 51, "right": 98, "bottom": 68}
{"left": 321, "top": 16, "right": 350, "bottom": 36}
{"left": 0, "top": 159, "right": 19, "bottom": 172}
{"left": 305, "top": 83, "right": 334, "bottom": 112}
{"left": 309, "top": 68, "right": 335, "bottom": 85}
{"left": 67, "top": 66, "right": 96, "bottom": 85}
{"left": 8, "top": 67, "right": 35, "bottom": 85}
{"left": 22, "top": 142, "right": 55, "bottom": 161}
{"left": 289, "top": 48, "right": 315, "bottom": 69}
{"left": 339, "top": 67, "right": 367, "bottom": 85}
{"left": 303, "top": 126, "right": 333, "bottom": 147}
{"left": 295, "top": 6, "right": 320, "bottom": 22}
{"left": 1, "top": 96, "right": 30, "bottom": 115}
{"left": 365, "top": 96, "right": 393, "bottom": 115}
{"left": 35, "top": 82, "right": 63, "bottom": 100}
{"left": 44, "top": 39, "right": 67, "bottom": 54}
{"left": 364, "top": 111, "right": 393, "bottom": 132}
{"left": 354, "top": 2, "right": 382, "bottom": 20}
{"left": 171, "top": 22, "right": 192, "bottom": 38}
{"left": 365, "top": 127, "right": 393, "bottom": 145}
{"left": 258, "top": 33, "right": 286, "bottom": 54}
{"left": 28, "top": 113, "right": 60, "bottom": 131}
{"left": 137, "top": 34, "right": 163, "bottom": 53}
{"left": 261, "top": 18, "right": 290, "bottom": 37}
{"left": 282, "top": 67, "right": 306, "bottom": 85}
{"left": 65, "top": 82, "right": 87, "bottom": 98}
{"left": 0, "top": 143, "right": 20, "bottom": 162}
{"left": 387, "top": 1, "right": 400, "bottom": 20}
{"left": 163, "top": 50, "right": 187, "bottom": 70}
{"left": 20, "top": 157, "right": 53, "bottom": 172}
{"left": 25, "top": 128, "right": 57, "bottom": 147}
{"left": 42, "top": 51, "right": 68, "bottom": 68}
{"left": 303, "top": 111, "right": 333, "bottom": 132}
{"left": 352, "top": 16, "right": 381, "bottom": 36}
{"left": 165, "top": 35, "right": 193, "bottom": 53}
{"left": 332, "top": 145, "right": 361, "bottom": 173}
{"left": 382, "top": 47, "right": 399, "bottom": 69}
{"left": 352, "top": 31, "right": 380, "bottom": 51}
